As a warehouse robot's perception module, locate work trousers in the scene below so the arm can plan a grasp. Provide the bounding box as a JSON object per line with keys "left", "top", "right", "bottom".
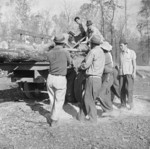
{"left": 111, "top": 67, "right": 120, "bottom": 99}
{"left": 47, "top": 74, "right": 68, "bottom": 121}
{"left": 119, "top": 74, "right": 134, "bottom": 106}
{"left": 79, "top": 76, "right": 102, "bottom": 122}
{"left": 97, "top": 73, "right": 114, "bottom": 112}
{"left": 66, "top": 68, "right": 76, "bottom": 103}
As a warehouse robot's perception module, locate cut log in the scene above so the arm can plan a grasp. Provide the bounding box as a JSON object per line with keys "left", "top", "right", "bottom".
{"left": 0, "top": 42, "right": 55, "bottom": 62}
{"left": 0, "top": 41, "right": 87, "bottom": 63}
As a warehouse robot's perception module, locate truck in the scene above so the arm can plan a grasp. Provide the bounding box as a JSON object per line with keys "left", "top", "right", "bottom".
{"left": 0, "top": 30, "right": 85, "bottom": 102}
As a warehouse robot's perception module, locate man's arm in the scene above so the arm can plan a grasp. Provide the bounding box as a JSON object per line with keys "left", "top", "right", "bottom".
{"left": 65, "top": 50, "right": 72, "bottom": 66}
{"left": 132, "top": 51, "right": 136, "bottom": 79}
{"left": 65, "top": 48, "right": 80, "bottom": 52}
{"left": 80, "top": 51, "right": 94, "bottom": 70}
{"left": 119, "top": 54, "right": 123, "bottom": 76}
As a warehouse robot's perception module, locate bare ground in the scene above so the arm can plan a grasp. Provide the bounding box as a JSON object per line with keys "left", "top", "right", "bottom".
{"left": 0, "top": 74, "right": 150, "bottom": 149}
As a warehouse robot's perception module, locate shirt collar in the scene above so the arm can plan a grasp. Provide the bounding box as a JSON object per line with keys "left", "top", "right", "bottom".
{"left": 126, "top": 48, "right": 129, "bottom": 53}
{"left": 122, "top": 48, "right": 129, "bottom": 54}
{"left": 55, "top": 45, "right": 63, "bottom": 49}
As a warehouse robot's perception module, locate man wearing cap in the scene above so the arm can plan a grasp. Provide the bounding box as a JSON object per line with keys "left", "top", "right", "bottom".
{"left": 119, "top": 40, "right": 136, "bottom": 110}
{"left": 77, "top": 35, "right": 105, "bottom": 123}
{"left": 74, "top": 17, "right": 86, "bottom": 42}
{"left": 46, "top": 34, "right": 72, "bottom": 126}
{"left": 86, "top": 20, "right": 104, "bottom": 45}
{"left": 96, "top": 43, "right": 115, "bottom": 114}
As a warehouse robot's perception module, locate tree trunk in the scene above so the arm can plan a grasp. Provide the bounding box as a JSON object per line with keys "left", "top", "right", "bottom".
{"left": 100, "top": 0, "right": 105, "bottom": 37}
{"left": 124, "top": 0, "right": 127, "bottom": 38}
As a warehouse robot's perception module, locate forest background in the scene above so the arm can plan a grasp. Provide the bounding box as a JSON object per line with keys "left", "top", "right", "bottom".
{"left": 0, "top": 0, "right": 149, "bottom": 65}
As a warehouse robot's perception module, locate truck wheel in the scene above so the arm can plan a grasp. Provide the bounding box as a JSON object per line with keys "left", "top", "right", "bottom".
{"left": 22, "top": 82, "right": 47, "bottom": 99}
{"left": 74, "top": 71, "right": 85, "bottom": 103}
{"left": 23, "top": 82, "right": 36, "bottom": 99}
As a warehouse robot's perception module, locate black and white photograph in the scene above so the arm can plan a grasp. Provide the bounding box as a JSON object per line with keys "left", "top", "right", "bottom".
{"left": 0, "top": 0, "right": 150, "bottom": 148}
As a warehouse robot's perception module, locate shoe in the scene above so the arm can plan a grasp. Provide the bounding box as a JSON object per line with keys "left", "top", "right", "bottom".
{"left": 46, "top": 116, "right": 58, "bottom": 127}
{"left": 102, "top": 111, "right": 112, "bottom": 117}
{"left": 119, "top": 104, "right": 127, "bottom": 109}
{"left": 126, "top": 103, "right": 133, "bottom": 110}
{"left": 76, "top": 112, "right": 85, "bottom": 121}
{"left": 46, "top": 116, "right": 52, "bottom": 126}
{"left": 50, "top": 119, "right": 58, "bottom": 127}
{"left": 84, "top": 118, "right": 97, "bottom": 124}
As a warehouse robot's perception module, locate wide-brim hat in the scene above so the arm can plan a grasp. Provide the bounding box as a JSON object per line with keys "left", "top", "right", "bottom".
{"left": 100, "top": 41, "right": 112, "bottom": 51}
{"left": 90, "top": 35, "right": 101, "bottom": 45}
{"left": 86, "top": 20, "right": 93, "bottom": 26}
{"left": 53, "top": 35, "right": 65, "bottom": 44}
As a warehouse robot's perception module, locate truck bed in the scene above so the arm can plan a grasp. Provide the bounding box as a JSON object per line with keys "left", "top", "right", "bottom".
{"left": 0, "top": 61, "right": 49, "bottom": 71}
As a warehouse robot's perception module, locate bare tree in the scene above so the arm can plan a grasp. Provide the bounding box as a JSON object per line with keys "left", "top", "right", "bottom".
{"left": 104, "top": 0, "right": 123, "bottom": 44}
{"left": 52, "top": 0, "right": 77, "bottom": 34}
{"left": 138, "top": 0, "right": 150, "bottom": 64}
{"left": 124, "top": 0, "right": 127, "bottom": 39}
{"left": 15, "top": 0, "right": 31, "bottom": 29}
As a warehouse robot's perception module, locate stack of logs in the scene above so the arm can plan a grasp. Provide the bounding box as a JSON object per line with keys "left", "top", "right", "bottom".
{"left": 0, "top": 42, "right": 55, "bottom": 62}
{"left": 0, "top": 41, "right": 89, "bottom": 76}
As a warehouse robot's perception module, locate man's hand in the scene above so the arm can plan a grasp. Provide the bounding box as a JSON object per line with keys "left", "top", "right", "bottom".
{"left": 132, "top": 72, "right": 136, "bottom": 79}
{"left": 80, "top": 63, "right": 85, "bottom": 70}
{"left": 119, "top": 68, "right": 122, "bottom": 76}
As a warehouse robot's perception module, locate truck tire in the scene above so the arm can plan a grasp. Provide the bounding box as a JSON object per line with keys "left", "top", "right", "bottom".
{"left": 22, "top": 82, "right": 47, "bottom": 99}
{"left": 74, "top": 71, "right": 86, "bottom": 103}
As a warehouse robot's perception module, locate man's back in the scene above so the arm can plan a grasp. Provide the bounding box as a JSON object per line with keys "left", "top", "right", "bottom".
{"left": 47, "top": 46, "right": 71, "bottom": 76}
{"left": 85, "top": 46, "right": 105, "bottom": 77}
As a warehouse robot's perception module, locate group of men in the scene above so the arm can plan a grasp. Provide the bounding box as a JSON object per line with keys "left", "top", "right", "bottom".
{"left": 46, "top": 17, "right": 136, "bottom": 126}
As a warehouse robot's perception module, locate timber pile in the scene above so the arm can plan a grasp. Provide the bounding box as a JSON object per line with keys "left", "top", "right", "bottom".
{"left": 0, "top": 41, "right": 88, "bottom": 63}
{"left": 0, "top": 42, "right": 55, "bottom": 62}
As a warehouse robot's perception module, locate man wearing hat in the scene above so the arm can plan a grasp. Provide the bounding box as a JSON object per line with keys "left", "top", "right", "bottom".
{"left": 119, "top": 39, "right": 136, "bottom": 110}
{"left": 46, "top": 34, "right": 72, "bottom": 126}
{"left": 86, "top": 20, "right": 104, "bottom": 45}
{"left": 96, "top": 43, "right": 115, "bottom": 115}
{"left": 77, "top": 35, "right": 105, "bottom": 123}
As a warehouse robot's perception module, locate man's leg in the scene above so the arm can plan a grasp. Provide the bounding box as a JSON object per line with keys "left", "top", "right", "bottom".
{"left": 47, "top": 74, "right": 55, "bottom": 110}
{"left": 51, "top": 76, "right": 71, "bottom": 121}
{"left": 120, "top": 75, "right": 126, "bottom": 107}
{"left": 46, "top": 75, "right": 55, "bottom": 125}
{"left": 126, "top": 75, "right": 134, "bottom": 109}
{"left": 92, "top": 77, "right": 102, "bottom": 100}
{"left": 51, "top": 88, "right": 67, "bottom": 121}
{"left": 84, "top": 77, "right": 98, "bottom": 122}
{"left": 66, "top": 68, "right": 76, "bottom": 103}
{"left": 111, "top": 67, "right": 120, "bottom": 99}
{"left": 77, "top": 76, "right": 88, "bottom": 121}
{"left": 97, "top": 74, "right": 113, "bottom": 112}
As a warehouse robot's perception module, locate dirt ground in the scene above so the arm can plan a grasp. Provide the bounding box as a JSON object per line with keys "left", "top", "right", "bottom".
{"left": 0, "top": 71, "right": 150, "bottom": 149}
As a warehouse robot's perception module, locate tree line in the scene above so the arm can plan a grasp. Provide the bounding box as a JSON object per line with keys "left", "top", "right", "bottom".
{"left": 0, "top": 0, "right": 149, "bottom": 65}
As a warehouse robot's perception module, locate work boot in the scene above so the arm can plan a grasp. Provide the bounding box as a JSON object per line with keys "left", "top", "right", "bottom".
{"left": 126, "top": 103, "right": 133, "bottom": 110}
{"left": 45, "top": 113, "right": 58, "bottom": 127}
{"left": 119, "top": 103, "right": 127, "bottom": 109}
{"left": 46, "top": 116, "right": 58, "bottom": 127}
{"left": 50, "top": 119, "right": 58, "bottom": 127}
{"left": 84, "top": 118, "right": 97, "bottom": 124}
